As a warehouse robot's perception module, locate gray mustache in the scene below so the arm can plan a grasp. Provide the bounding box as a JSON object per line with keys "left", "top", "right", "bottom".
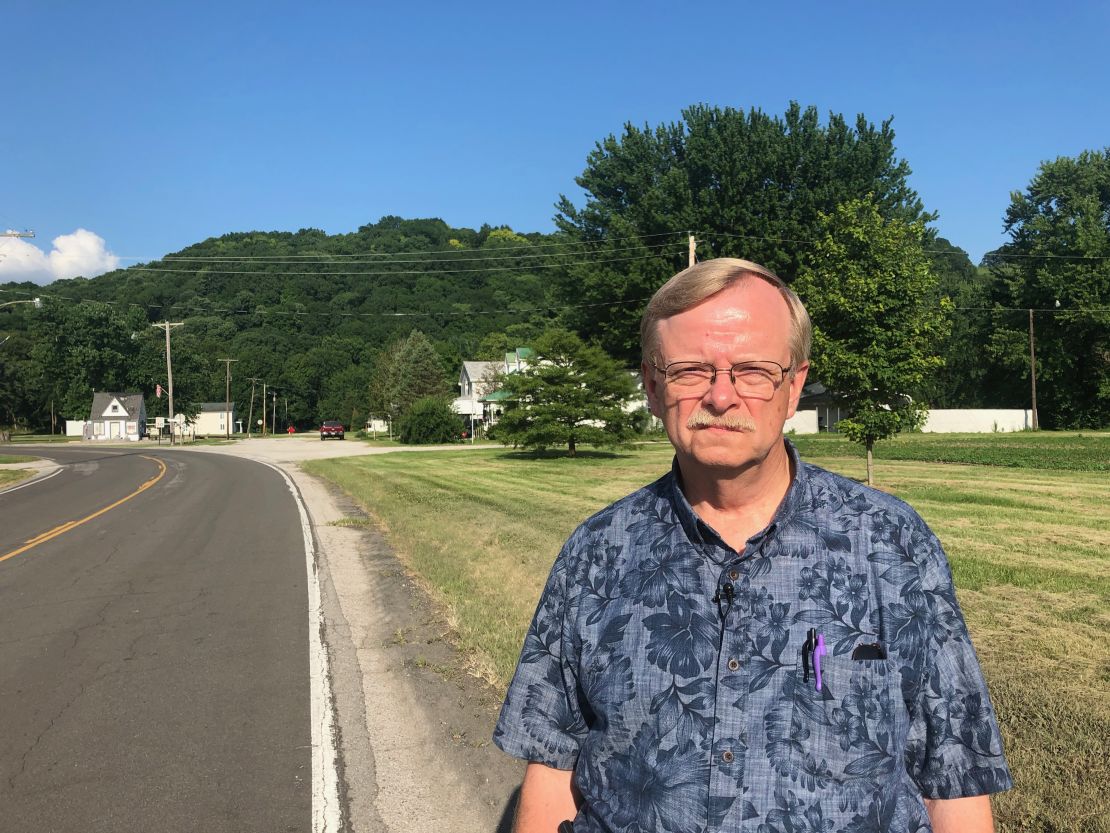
{"left": 686, "top": 410, "right": 757, "bottom": 431}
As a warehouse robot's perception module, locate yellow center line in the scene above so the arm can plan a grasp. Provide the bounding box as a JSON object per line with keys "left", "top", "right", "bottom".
{"left": 0, "top": 456, "right": 168, "bottom": 565}
{"left": 24, "top": 521, "right": 78, "bottom": 544}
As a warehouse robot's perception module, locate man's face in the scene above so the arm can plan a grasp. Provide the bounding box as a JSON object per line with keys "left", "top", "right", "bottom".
{"left": 642, "top": 279, "right": 808, "bottom": 474}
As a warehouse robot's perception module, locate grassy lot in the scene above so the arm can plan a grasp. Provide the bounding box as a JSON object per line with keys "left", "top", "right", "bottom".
{"left": 0, "top": 455, "right": 37, "bottom": 464}
{"left": 305, "top": 434, "right": 1109, "bottom": 833}
{"left": 791, "top": 430, "right": 1110, "bottom": 471}
{"left": 3, "top": 434, "right": 78, "bottom": 443}
{"left": 0, "top": 454, "right": 38, "bottom": 488}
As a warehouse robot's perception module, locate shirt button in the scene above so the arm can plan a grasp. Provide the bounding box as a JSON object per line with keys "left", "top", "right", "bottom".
{"left": 721, "top": 750, "right": 734, "bottom": 763}
{"left": 727, "top": 658, "right": 740, "bottom": 671}
{"left": 728, "top": 569, "right": 739, "bottom": 581}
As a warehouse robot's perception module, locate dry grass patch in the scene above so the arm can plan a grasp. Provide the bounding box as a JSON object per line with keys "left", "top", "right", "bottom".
{"left": 965, "top": 586, "right": 1110, "bottom": 832}
{"left": 0, "top": 470, "right": 29, "bottom": 488}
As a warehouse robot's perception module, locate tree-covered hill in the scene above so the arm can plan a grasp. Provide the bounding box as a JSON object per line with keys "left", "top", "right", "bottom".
{"left": 1, "top": 217, "right": 581, "bottom": 431}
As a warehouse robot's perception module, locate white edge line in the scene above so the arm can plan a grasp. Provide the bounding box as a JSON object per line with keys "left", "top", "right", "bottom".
{"left": 0, "top": 466, "right": 63, "bottom": 496}
{"left": 259, "top": 460, "right": 342, "bottom": 833}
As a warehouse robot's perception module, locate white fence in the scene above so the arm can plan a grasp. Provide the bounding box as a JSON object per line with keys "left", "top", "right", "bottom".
{"left": 921, "top": 409, "right": 1033, "bottom": 433}
{"left": 785, "top": 410, "right": 819, "bottom": 434}
{"left": 786, "top": 408, "right": 1032, "bottom": 435}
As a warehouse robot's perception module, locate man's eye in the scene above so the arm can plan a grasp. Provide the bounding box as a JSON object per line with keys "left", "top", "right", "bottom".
{"left": 671, "top": 365, "right": 712, "bottom": 381}
{"left": 735, "top": 367, "right": 775, "bottom": 383}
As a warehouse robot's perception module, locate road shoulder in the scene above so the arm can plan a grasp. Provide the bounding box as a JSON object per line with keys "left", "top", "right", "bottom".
{"left": 287, "top": 465, "right": 521, "bottom": 833}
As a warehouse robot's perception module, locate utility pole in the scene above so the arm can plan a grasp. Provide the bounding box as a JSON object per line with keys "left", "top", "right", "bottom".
{"left": 247, "top": 377, "right": 260, "bottom": 438}
{"left": 261, "top": 382, "right": 267, "bottom": 435}
{"left": 1028, "top": 308, "right": 1039, "bottom": 430}
{"left": 271, "top": 391, "right": 277, "bottom": 436}
{"left": 219, "top": 358, "right": 238, "bottom": 439}
{"left": 688, "top": 233, "right": 696, "bottom": 267}
{"left": 152, "top": 321, "right": 184, "bottom": 444}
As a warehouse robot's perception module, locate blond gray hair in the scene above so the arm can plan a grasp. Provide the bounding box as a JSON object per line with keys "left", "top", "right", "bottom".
{"left": 641, "top": 257, "right": 812, "bottom": 369}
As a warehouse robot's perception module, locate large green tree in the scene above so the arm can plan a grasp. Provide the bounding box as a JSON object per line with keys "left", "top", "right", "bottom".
{"left": 923, "top": 239, "right": 1013, "bottom": 408}
{"left": 985, "top": 149, "right": 1110, "bottom": 428}
{"left": 554, "top": 102, "right": 933, "bottom": 363}
{"left": 29, "top": 300, "right": 148, "bottom": 419}
{"left": 495, "top": 328, "right": 636, "bottom": 456}
{"left": 370, "top": 329, "right": 452, "bottom": 420}
{"left": 795, "top": 197, "right": 950, "bottom": 484}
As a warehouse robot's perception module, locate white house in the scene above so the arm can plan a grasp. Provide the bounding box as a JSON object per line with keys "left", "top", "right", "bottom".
{"left": 453, "top": 348, "right": 536, "bottom": 432}
{"left": 455, "top": 360, "right": 503, "bottom": 421}
{"left": 192, "top": 402, "right": 237, "bottom": 437}
{"left": 87, "top": 392, "right": 147, "bottom": 441}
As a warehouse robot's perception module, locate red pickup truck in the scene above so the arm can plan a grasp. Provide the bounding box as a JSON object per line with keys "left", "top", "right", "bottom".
{"left": 320, "top": 420, "right": 345, "bottom": 441}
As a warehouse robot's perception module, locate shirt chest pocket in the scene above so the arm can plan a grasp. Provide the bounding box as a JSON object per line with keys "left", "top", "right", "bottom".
{"left": 788, "top": 653, "right": 900, "bottom": 786}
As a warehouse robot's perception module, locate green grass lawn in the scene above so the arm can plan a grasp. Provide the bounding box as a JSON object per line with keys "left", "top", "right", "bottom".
{"left": 305, "top": 434, "right": 1110, "bottom": 833}
{"left": 0, "top": 455, "right": 37, "bottom": 464}
{"left": 3, "top": 434, "right": 78, "bottom": 443}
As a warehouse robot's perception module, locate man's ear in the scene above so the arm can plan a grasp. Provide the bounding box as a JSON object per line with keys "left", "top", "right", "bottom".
{"left": 642, "top": 360, "right": 663, "bottom": 419}
{"left": 785, "top": 362, "right": 809, "bottom": 420}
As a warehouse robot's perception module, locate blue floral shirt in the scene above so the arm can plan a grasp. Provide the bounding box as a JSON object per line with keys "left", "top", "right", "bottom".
{"left": 494, "top": 442, "right": 1012, "bottom": 833}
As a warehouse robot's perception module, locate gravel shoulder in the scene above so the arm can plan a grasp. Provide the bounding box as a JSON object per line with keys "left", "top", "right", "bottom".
{"left": 172, "top": 438, "right": 522, "bottom": 833}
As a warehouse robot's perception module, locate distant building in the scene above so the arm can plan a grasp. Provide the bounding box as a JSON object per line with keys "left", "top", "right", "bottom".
{"left": 192, "top": 402, "right": 237, "bottom": 437}
{"left": 87, "top": 392, "right": 147, "bottom": 441}
{"left": 453, "top": 348, "right": 536, "bottom": 432}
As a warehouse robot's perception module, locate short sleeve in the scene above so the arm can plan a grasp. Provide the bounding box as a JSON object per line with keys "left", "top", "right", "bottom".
{"left": 903, "top": 519, "right": 1014, "bottom": 798}
{"left": 493, "top": 543, "right": 588, "bottom": 769}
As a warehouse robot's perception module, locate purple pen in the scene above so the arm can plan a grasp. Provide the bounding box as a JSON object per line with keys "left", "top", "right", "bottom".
{"left": 814, "top": 633, "right": 827, "bottom": 692}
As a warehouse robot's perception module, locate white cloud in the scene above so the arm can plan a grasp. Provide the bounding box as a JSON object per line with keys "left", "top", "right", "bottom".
{"left": 0, "top": 228, "right": 120, "bottom": 285}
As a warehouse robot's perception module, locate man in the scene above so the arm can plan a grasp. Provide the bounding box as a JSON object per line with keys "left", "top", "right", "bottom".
{"left": 494, "top": 259, "right": 1012, "bottom": 833}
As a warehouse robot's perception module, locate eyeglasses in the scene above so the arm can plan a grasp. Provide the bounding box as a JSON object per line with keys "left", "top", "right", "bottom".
{"left": 652, "top": 359, "right": 793, "bottom": 401}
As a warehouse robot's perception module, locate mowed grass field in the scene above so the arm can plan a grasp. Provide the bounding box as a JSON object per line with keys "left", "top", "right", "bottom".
{"left": 305, "top": 432, "right": 1110, "bottom": 833}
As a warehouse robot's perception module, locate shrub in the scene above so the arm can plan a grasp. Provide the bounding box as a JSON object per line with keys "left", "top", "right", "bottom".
{"left": 398, "top": 398, "right": 461, "bottom": 445}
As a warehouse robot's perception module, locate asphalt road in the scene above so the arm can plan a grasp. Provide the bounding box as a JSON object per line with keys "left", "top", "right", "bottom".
{"left": 0, "top": 446, "right": 313, "bottom": 832}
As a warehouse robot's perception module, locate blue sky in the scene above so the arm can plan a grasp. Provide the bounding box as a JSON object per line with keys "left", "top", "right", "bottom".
{"left": 2, "top": 0, "right": 1107, "bottom": 283}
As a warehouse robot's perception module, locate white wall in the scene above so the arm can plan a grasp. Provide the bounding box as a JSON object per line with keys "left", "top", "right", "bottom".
{"left": 785, "top": 409, "right": 819, "bottom": 434}
{"left": 193, "top": 410, "right": 233, "bottom": 436}
{"left": 921, "top": 409, "right": 1032, "bottom": 433}
{"left": 65, "top": 420, "right": 86, "bottom": 437}
{"left": 452, "top": 397, "right": 483, "bottom": 417}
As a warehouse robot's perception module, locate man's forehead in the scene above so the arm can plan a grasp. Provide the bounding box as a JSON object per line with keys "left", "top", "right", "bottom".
{"left": 655, "top": 280, "right": 791, "bottom": 349}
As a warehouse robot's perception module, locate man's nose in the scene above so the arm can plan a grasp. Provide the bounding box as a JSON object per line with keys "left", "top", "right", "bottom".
{"left": 705, "top": 370, "right": 740, "bottom": 409}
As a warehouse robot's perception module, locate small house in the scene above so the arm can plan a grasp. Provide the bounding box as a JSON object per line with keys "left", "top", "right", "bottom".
{"left": 88, "top": 392, "right": 147, "bottom": 442}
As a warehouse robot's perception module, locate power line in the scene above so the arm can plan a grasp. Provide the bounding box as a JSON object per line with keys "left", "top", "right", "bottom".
{"left": 703, "top": 229, "right": 1110, "bottom": 260}
{"left": 3, "top": 282, "right": 1108, "bottom": 320}
{"left": 954, "top": 306, "right": 1110, "bottom": 313}
{"left": 0, "top": 285, "right": 655, "bottom": 318}
{"left": 116, "top": 229, "right": 691, "bottom": 262}
{"left": 134, "top": 240, "right": 671, "bottom": 267}
{"left": 121, "top": 247, "right": 686, "bottom": 277}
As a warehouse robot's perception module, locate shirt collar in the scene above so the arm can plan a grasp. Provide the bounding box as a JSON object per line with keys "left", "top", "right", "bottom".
{"left": 666, "top": 438, "right": 809, "bottom": 555}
